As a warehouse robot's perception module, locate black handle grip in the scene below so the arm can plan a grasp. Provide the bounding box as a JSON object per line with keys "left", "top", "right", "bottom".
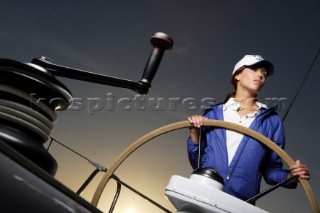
{"left": 140, "top": 32, "right": 173, "bottom": 87}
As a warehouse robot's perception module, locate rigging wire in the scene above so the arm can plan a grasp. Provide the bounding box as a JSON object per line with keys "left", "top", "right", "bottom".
{"left": 282, "top": 48, "right": 320, "bottom": 122}
{"left": 246, "top": 175, "right": 297, "bottom": 204}
{"left": 49, "top": 137, "right": 91, "bottom": 162}
{"left": 47, "top": 137, "right": 54, "bottom": 151}
{"left": 48, "top": 136, "right": 172, "bottom": 213}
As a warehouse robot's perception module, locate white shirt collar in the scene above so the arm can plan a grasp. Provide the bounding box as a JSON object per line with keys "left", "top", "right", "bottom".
{"left": 223, "top": 98, "right": 267, "bottom": 111}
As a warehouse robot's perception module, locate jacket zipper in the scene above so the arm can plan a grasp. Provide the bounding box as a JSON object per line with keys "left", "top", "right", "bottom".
{"left": 224, "top": 111, "right": 266, "bottom": 189}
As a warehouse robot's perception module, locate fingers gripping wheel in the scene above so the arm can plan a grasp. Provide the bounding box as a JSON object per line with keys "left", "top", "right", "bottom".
{"left": 91, "top": 120, "right": 319, "bottom": 213}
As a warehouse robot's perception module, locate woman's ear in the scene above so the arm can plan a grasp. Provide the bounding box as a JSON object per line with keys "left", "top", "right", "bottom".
{"left": 234, "top": 73, "right": 241, "bottom": 81}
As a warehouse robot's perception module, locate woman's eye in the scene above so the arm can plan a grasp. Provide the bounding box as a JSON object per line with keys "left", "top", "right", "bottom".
{"left": 253, "top": 68, "right": 267, "bottom": 77}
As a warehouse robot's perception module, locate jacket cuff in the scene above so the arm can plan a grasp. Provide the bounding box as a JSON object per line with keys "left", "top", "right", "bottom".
{"left": 187, "top": 137, "right": 198, "bottom": 147}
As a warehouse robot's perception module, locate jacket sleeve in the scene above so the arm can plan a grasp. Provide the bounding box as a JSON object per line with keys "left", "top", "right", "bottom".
{"left": 262, "top": 115, "right": 297, "bottom": 189}
{"left": 187, "top": 137, "right": 199, "bottom": 169}
{"left": 187, "top": 108, "right": 212, "bottom": 170}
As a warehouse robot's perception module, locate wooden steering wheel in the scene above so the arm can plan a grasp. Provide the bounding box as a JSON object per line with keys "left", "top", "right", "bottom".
{"left": 91, "top": 120, "right": 319, "bottom": 213}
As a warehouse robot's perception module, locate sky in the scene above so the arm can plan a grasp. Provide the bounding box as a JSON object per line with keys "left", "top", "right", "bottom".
{"left": 1, "top": 1, "right": 319, "bottom": 212}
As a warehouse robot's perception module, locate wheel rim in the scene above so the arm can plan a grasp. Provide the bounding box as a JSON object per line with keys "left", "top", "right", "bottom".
{"left": 91, "top": 120, "right": 319, "bottom": 213}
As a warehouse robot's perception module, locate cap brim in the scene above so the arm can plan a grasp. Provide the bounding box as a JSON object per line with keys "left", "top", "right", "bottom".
{"left": 249, "top": 61, "right": 274, "bottom": 76}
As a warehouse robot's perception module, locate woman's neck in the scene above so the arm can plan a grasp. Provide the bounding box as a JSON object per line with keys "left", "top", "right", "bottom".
{"left": 234, "top": 91, "right": 258, "bottom": 110}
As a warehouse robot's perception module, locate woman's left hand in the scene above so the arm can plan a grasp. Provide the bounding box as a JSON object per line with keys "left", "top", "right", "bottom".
{"left": 290, "top": 160, "right": 310, "bottom": 180}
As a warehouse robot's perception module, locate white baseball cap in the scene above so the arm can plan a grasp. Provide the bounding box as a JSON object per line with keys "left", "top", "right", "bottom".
{"left": 232, "top": 55, "right": 274, "bottom": 76}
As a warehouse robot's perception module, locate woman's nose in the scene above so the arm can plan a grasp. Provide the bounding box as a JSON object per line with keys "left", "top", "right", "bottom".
{"left": 256, "top": 69, "right": 265, "bottom": 78}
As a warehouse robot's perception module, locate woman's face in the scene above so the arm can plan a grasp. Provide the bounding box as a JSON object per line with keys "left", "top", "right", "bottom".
{"left": 235, "top": 67, "right": 267, "bottom": 95}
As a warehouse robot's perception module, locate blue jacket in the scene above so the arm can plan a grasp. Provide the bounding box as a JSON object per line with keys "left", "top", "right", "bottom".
{"left": 187, "top": 104, "right": 296, "bottom": 201}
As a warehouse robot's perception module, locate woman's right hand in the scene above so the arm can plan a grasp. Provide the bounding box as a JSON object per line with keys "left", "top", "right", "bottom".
{"left": 188, "top": 115, "right": 207, "bottom": 128}
{"left": 187, "top": 115, "right": 207, "bottom": 144}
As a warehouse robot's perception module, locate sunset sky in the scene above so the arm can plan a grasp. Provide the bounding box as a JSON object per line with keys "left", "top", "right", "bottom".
{"left": 1, "top": 1, "right": 320, "bottom": 212}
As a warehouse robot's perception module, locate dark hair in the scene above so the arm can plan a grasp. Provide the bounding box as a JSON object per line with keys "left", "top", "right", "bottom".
{"left": 223, "top": 66, "right": 245, "bottom": 103}
{"left": 223, "top": 91, "right": 236, "bottom": 103}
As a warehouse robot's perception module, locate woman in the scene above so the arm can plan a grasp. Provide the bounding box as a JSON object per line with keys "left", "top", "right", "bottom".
{"left": 187, "top": 55, "right": 310, "bottom": 202}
